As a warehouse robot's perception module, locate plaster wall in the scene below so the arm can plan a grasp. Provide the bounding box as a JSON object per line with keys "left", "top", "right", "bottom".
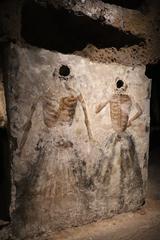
{"left": 7, "top": 44, "right": 150, "bottom": 238}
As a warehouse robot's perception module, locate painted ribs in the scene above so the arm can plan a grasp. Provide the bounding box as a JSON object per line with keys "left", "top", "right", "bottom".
{"left": 42, "top": 92, "right": 78, "bottom": 128}
{"left": 110, "top": 94, "right": 132, "bottom": 133}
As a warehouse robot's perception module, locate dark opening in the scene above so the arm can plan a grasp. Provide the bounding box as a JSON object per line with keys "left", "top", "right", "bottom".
{"left": 0, "top": 48, "right": 11, "bottom": 223}
{"left": 101, "top": 0, "right": 145, "bottom": 10}
{"left": 59, "top": 65, "right": 70, "bottom": 77}
{"left": 21, "top": 1, "right": 144, "bottom": 54}
{"left": 116, "top": 79, "right": 124, "bottom": 88}
{"left": 145, "top": 63, "right": 160, "bottom": 200}
{"left": 145, "top": 63, "right": 160, "bottom": 150}
{"left": 0, "top": 128, "right": 11, "bottom": 221}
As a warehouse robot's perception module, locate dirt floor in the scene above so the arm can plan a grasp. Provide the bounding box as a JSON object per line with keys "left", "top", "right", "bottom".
{"left": 0, "top": 147, "right": 160, "bottom": 240}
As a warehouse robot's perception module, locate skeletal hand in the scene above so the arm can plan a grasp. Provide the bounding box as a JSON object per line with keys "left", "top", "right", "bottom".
{"left": 95, "top": 104, "right": 102, "bottom": 114}
{"left": 127, "top": 120, "right": 132, "bottom": 127}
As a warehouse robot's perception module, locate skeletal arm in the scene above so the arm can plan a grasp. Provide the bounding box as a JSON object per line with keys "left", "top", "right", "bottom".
{"left": 64, "top": 81, "right": 94, "bottom": 141}
{"left": 19, "top": 96, "right": 41, "bottom": 154}
{"left": 78, "top": 93, "right": 93, "bottom": 141}
{"left": 128, "top": 102, "right": 142, "bottom": 127}
{"left": 95, "top": 100, "right": 110, "bottom": 114}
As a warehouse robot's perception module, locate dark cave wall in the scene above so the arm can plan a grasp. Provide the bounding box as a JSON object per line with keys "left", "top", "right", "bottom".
{"left": 0, "top": 128, "right": 10, "bottom": 221}
{"left": 0, "top": 53, "right": 10, "bottom": 222}
{"left": 21, "top": 1, "right": 144, "bottom": 53}
{"left": 0, "top": 0, "right": 160, "bottom": 65}
{"left": 146, "top": 63, "right": 160, "bottom": 149}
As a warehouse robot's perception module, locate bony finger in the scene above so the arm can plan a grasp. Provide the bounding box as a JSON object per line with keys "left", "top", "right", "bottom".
{"left": 96, "top": 106, "right": 100, "bottom": 113}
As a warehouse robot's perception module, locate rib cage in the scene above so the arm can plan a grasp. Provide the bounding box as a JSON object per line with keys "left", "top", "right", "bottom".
{"left": 42, "top": 93, "right": 59, "bottom": 128}
{"left": 42, "top": 92, "right": 78, "bottom": 128}
{"left": 110, "top": 94, "right": 132, "bottom": 133}
{"left": 58, "top": 96, "right": 78, "bottom": 125}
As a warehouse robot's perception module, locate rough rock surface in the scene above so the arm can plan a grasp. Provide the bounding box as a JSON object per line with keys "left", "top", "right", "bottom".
{"left": 0, "top": 0, "right": 160, "bottom": 65}
{"left": 0, "top": 73, "right": 7, "bottom": 127}
{"left": 6, "top": 44, "right": 150, "bottom": 239}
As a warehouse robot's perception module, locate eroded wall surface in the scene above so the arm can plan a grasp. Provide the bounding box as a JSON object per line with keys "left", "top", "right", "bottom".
{"left": 0, "top": 73, "right": 7, "bottom": 127}
{"left": 7, "top": 44, "right": 150, "bottom": 239}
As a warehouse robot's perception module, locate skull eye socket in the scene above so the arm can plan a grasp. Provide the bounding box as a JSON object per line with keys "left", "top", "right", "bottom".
{"left": 59, "top": 65, "right": 70, "bottom": 77}
{"left": 116, "top": 79, "right": 124, "bottom": 89}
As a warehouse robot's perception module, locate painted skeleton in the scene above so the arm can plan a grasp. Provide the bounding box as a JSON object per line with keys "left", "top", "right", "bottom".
{"left": 18, "top": 70, "right": 93, "bottom": 156}
{"left": 42, "top": 80, "right": 93, "bottom": 140}
{"left": 96, "top": 78, "right": 142, "bottom": 132}
{"left": 95, "top": 78, "right": 144, "bottom": 205}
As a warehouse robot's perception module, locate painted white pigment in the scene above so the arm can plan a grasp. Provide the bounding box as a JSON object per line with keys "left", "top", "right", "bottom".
{"left": 7, "top": 45, "right": 151, "bottom": 239}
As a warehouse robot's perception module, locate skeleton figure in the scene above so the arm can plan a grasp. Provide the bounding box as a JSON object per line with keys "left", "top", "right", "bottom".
{"left": 95, "top": 78, "right": 144, "bottom": 212}
{"left": 42, "top": 80, "right": 93, "bottom": 140}
{"left": 18, "top": 69, "right": 93, "bottom": 158}
{"left": 96, "top": 78, "right": 142, "bottom": 132}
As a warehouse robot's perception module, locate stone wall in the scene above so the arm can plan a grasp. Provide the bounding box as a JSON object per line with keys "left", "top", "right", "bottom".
{"left": 0, "top": 72, "right": 7, "bottom": 127}
{"left": 7, "top": 44, "right": 151, "bottom": 239}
